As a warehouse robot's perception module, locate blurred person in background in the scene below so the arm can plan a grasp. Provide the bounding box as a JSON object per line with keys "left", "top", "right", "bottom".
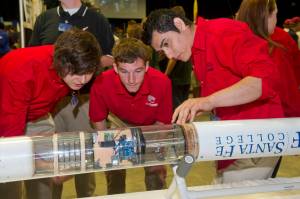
{"left": 0, "top": 22, "right": 10, "bottom": 58}
{"left": 283, "top": 16, "right": 300, "bottom": 47}
{"left": 236, "top": 0, "right": 300, "bottom": 118}
{"left": 236, "top": 0, "right": 300, "bottom": 179}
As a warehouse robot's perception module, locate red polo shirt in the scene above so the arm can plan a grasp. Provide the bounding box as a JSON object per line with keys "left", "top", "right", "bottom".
{"left": 89, "top": 67, "right": 172, "bottom": 126}
{"left": 276, "top": 29, "right": 300, "bottom": 87}
{"left": 270, "top": 27, "right": 300, "bottom": 117}
{"left": 0, "top": 45, "right": 69, "bottom": 137}
{"left": 192, "top": 18, "right": 284, "bottom": 169}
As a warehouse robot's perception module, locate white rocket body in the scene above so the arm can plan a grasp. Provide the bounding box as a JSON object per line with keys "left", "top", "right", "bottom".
{"left": 193, "top": 118, "right": 300, "bottom": 161}
{"left": 0, "top": 118, "right": 299, "bottom": 183}
{"left": 0, "top": 136, "right": 34, "bottom": 180}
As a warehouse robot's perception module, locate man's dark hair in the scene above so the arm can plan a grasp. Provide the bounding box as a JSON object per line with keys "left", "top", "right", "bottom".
{"left": 142, "top": 8, "right": 192, "bottom": 45}
{"left": 171, "top": 6, "right": 186, "bottom": 17}
{"left": 54, "top": 28, "right": 102, "bottom": 77}
{"left": 112, "top": 37, "right": 152, "bottom": 65}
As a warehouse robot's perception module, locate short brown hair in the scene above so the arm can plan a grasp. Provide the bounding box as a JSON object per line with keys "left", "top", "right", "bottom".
{"left": 112, "top": 38, "right": 152, "bottom": 65}
{"left": 126, "top": 23, "right": 143, "bottom": 40}
{"left": 54, "top": 28, "right": 101, "bottom": 77}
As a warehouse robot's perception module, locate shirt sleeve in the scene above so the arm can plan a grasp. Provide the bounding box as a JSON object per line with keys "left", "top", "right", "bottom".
{"left": 215, "top": 32, "right": 279, "bottom": 100}
{"left": 0, "top": 73, "right": 32, "bottom": 136}
{"left": 156, "top": 77, "right": 173, "bottom": 124}
{"left": 89, "top": 78, "right": 109, "bottom": 122}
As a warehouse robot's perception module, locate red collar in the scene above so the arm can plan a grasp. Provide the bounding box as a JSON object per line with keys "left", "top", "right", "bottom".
{"left": 192, "top": 17, "right": 207, "bottom": 52}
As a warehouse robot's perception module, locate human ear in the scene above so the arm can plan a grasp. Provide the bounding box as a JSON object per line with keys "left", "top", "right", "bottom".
{"left": 145, "top": 61, "right": 149, "bottom": 72}
{"left": 113, "top": 63, "right": 118, "bottom": 74}
{"left": 173, "top": 17, "right": 186, "bottom": 32}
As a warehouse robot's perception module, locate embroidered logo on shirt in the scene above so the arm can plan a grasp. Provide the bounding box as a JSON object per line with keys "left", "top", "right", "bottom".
{"left": 145, "top": 95, "right": 158, "bottom": 107}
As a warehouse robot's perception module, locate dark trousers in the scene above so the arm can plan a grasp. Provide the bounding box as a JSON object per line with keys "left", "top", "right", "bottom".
{"left": 53, "top": 173, "right": 96, "bottom": 198}
{"left": 53, "top": 94, "right": 96, "bottom": 198}
{"left": 74, "top": 173, "right": 96, "bottom": 197}
{"left": 25, "top": 178, "right": 60, "bottom": 199}
{"left": 0, "top": 181, "right": 22, "bottom": 199}
{"left": 105, "top": 170, "right": 126, "bottom": 195}
{"left": 172, "top": 84, "right": 190, "bottom": 110}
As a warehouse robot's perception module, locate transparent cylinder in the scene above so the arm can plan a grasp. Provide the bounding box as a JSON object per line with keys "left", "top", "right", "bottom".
{"left": 0, "top": 124, "right": 198, "bottom": 183}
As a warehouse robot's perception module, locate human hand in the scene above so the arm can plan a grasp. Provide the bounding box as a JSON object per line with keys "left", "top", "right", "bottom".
{"left": 100, "top": 55, "right": 114, "bottom": 67}
{"left": 172, "top": 97, "right": 214, "bottom": 124}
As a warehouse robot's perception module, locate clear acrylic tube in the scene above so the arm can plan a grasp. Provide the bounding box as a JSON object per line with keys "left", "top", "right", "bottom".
{"left": 0, "top": 124, "right": 198, "bottom": 183}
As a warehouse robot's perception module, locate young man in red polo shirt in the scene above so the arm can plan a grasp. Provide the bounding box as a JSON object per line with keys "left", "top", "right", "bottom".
{"left": 89, "top": 38, "right": 172, "bottom": 194}
{"left": 0, "top": 28, "right": 101, "bottom": 199}
{"left": 143, "top": 9, "right": 284, "bottom": 183}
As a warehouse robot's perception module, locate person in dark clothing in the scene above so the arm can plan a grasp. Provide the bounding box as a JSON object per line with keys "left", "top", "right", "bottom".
{"left": 0, "top": 22, "right": 10, "bottom": 57}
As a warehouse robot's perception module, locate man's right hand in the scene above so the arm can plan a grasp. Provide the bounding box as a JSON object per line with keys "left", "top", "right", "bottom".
{"left": 172, "top": 97, "right": 214, "bottom": 124}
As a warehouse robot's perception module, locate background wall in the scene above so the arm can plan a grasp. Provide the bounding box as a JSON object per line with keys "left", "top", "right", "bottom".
{"left": 0, "top": 0, "right": 299, "bottom": 38}
{"left": 1, "top": 0, "right": 299, "bottom": 25}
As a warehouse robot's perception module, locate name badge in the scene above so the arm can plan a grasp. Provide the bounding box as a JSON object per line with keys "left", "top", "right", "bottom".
{"left": 58, "top": 23, "right": 72, "bottom": 32}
